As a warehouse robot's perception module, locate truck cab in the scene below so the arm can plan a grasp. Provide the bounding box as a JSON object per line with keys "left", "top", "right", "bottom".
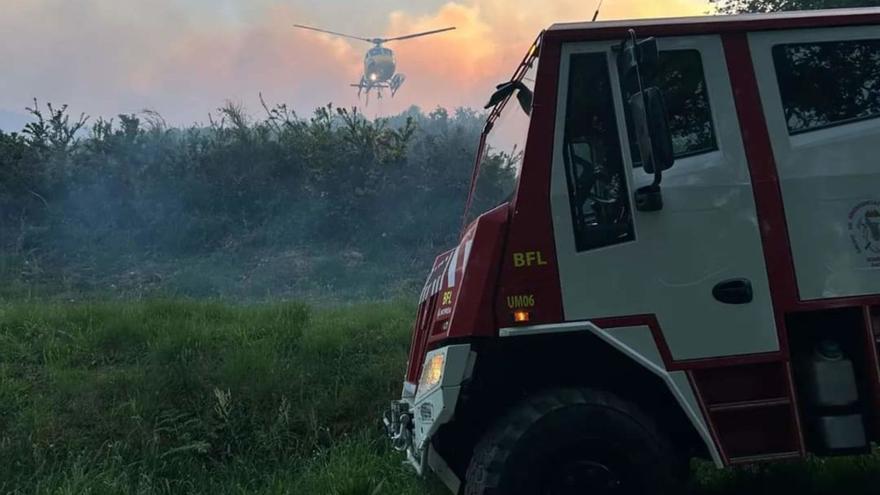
{"left": 386, "top": 8, "right": 880, "bottom": 494}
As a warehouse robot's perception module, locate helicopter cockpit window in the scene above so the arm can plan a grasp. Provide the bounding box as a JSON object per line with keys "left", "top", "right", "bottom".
{"left": 563, "top": 53, "right": 634, "bottom": 252}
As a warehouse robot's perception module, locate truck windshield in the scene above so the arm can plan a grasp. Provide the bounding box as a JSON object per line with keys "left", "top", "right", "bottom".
{"left": 462, "top": 35, "right": 540, "bottom": 229}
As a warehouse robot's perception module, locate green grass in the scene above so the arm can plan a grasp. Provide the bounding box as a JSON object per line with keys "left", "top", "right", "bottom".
{"left": 1, "top": 299, "right": 879, "bottom": 494}
{"left": 0, "top": 299, "right": 444, "bottom": 494}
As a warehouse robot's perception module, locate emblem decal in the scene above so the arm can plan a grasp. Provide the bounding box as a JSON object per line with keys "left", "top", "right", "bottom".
{"left": 848, "top": 200, "right": 880, "bottom": 266}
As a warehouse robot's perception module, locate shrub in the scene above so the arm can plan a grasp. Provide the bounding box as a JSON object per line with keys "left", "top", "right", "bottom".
{"left": 0, "top": 101, "right": 514, "bottom": 300}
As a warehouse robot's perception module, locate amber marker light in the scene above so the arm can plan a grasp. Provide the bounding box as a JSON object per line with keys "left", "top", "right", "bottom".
{"left": 513, "top": 310, "right": 530, "bottom": 323}
{"left": 419, "top": 353, "right": 445, "bottom": 390}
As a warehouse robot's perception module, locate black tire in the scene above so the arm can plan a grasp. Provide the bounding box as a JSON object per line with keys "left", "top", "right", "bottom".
{"left": 463, "top": 388, "right": 684, "bottom": 495}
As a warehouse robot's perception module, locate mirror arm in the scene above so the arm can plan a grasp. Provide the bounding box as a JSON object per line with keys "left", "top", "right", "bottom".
{"left": 626, "top": 29, "right": 662, "bottom": 187}
{"left": 651, "top": 159, "right": 662, "bottom": 187}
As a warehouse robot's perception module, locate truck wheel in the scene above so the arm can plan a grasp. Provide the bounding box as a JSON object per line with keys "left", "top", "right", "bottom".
{"left": 464, "top": 388, "right": 683, "bottom": 495}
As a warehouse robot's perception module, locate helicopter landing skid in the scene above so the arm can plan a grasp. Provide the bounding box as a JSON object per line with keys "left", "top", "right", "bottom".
{"left": 351, "top": 75, "right": 405, "bottom": 105}
{"left": 390, "top": 74, "right": 406, "bottom": 97}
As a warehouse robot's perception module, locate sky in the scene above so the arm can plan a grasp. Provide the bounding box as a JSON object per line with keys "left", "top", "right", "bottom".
{"left": 0, "top": 0, "right": 715, "bottom": 130}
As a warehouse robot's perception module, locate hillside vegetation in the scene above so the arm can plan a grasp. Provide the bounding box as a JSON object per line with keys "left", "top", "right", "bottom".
{"left": 0, "top": 101, "right": 516, "bottom": 301}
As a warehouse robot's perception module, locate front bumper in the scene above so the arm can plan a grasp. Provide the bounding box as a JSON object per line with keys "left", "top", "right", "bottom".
{"left": 383, "top": 344, "right": 476, "bottom": 491}
{"left": 382, "top": 397, "right": 425, "bottom": 473}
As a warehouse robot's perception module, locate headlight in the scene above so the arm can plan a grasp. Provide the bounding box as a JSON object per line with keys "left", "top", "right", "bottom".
{"left": 418, "top": 352, "right": 445, "bottom": 395}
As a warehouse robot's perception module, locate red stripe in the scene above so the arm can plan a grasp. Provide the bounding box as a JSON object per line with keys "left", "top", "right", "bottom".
{"left": 784, "top": 361, "right": 807, "bottom": 457}
{"left": 861, "top": 306, "right": 880, "bottom": 437}
{"left": 722, "top": 33, "right": 799, "bottom": 333}
{"left": 686, "top": 370, "right": 728, "bottom": 464}
{"left": 592, "top": 314, "right": 784, "bottom": 371}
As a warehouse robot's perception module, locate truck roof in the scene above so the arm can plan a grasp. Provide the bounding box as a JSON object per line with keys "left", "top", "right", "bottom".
{"left": 546, "top": 7, "right": 880, "bottom": 40}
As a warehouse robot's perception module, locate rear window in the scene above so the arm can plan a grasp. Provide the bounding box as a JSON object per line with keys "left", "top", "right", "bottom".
{"left": 773, "top": 39, "right": 880, "bottom": 134}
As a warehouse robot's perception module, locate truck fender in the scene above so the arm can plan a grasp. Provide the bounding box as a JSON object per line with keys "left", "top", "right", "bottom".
{"left": 500, "top": 321, "right": 723, "bottom": 467}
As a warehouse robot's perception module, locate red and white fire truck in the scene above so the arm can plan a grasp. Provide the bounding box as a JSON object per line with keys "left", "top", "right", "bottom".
{"left": 385, "top": 8, "right": 880, "bottom": 494}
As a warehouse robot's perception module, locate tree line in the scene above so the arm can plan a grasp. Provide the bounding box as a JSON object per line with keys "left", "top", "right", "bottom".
{"left": 713, "top": 0, "right": 880, "bottom": 13}
{"left": 0, "top": 101, "right": 516, "bottom": 297}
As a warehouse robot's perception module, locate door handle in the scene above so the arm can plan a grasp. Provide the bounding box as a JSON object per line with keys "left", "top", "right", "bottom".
{"left": 713, "top": 278, "right": 753, "bottom": 305}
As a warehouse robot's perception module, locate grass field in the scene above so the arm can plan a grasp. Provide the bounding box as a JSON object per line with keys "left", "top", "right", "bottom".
{"left": 2, "top": 299, "right": 880, "bottom": 494}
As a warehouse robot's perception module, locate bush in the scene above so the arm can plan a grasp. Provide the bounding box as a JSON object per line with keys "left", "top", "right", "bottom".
{"left": 0, "top": 101, "right": 515, "bottom": 300}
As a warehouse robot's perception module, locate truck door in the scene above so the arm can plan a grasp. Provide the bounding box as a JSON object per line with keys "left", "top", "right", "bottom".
{"left": 550, "top": 35, "right": 779, "bottom": 361}
{"left": 749, "top": 26, "right": 880, "bottom": 301}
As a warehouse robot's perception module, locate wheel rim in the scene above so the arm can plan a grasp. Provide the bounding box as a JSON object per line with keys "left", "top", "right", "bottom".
{"left": 542, "top": 455, "right": 626, "bottom": 495}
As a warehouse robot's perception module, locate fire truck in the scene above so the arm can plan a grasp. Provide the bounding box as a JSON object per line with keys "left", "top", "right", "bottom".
{"left": 384, "top": 8, "right": 880, "bottom": 494}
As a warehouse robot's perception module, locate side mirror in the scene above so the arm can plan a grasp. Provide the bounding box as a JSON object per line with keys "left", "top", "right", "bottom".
{"left": 629, "top": 86, "right": 674, "bottom": 174}
{"left": 616, "top": 30, "right": 674, "bottom": 212}
{"left": 484, "top": 81, "right": 533, "bottom": 116}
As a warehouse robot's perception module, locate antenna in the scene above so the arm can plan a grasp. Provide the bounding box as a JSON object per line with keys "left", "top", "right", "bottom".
{"left": 592, "top": 0, "right": 605, "bottom": 22}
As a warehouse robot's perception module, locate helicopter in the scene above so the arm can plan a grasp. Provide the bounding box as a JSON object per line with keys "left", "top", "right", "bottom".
{"left": 293, "top": 24, "right": 455, "bottom": 102}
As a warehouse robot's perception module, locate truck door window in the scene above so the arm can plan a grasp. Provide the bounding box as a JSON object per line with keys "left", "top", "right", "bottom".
{"left": 773, "top": 39, "right": 880, "bottom": 134}
{"left": 563, "top": 53, "right": 634, "bottom": 252}
{"left": 622, "top": 49, "right": 717, "bottom": 167}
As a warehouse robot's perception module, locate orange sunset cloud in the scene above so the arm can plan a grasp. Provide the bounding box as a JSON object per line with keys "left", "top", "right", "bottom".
{"left": 0, "top": 0, "right": 713, "bottom": 126}
{"left": 380, "top": 0, "right": 712, "bottom": 114}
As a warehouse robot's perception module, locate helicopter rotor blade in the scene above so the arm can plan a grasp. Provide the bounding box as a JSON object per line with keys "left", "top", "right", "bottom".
{"left": 293, "top": 24, "right": 373, "bottom": 43}
{"left": 379, "top": 26, "right": 455, "bottom": 43}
